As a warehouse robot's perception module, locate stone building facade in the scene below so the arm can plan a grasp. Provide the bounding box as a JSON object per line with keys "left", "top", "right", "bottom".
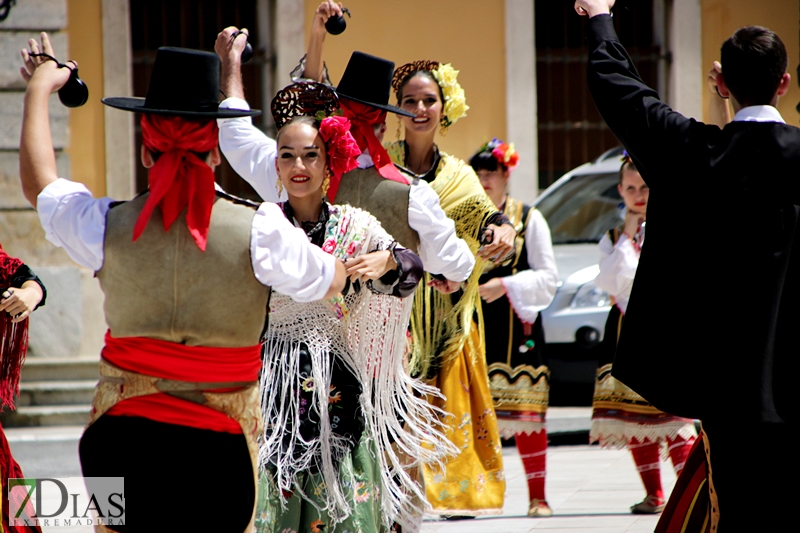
{"left": 1, "top": 0, "right": 106, "bottom": 360}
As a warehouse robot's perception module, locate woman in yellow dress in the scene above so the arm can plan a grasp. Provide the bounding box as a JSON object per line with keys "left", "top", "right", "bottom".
{"left": 386, "top": 62, "right": 517, "bottom": 517}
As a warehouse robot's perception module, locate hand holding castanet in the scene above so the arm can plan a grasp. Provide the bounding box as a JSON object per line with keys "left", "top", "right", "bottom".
{"left": 325, "top": 6, "right": 351, "bottom": 35}
{"left": 232, "top": 30, "right": 254, "bottom": 63}
{"left": 20, "top": 32, "right": 88, "bottom": 107}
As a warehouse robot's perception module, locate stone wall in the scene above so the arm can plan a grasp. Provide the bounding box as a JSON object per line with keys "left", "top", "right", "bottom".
{"left": 1, "top": 0, "right": 105, "bottom": 359}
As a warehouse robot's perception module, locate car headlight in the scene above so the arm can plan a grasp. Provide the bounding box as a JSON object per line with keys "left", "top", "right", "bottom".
{"left": 570, "top": 282, "right": 610, "bottom": 309}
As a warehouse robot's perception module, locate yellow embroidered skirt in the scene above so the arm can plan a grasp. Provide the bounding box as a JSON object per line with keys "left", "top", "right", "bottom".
{"left": 423, "top": 326, "right": 505, "bottom": 516}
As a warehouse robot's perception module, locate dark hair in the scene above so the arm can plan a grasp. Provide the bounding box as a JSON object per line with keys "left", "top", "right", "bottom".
{"left": 394, "top": 70, "right": 445, "bottom": 104}
{"left": 469, "top": 150, "right": 502, "bottom": 172}
{"left": 720, "top": 26, "right": 788, "bottom": 107}
{"left": 469, "top": 142, "right": 504, "bottom": 173}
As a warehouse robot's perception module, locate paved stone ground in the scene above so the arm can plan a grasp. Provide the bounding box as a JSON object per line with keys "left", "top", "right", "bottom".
{"left": 7, "top": 408, "right": 681, "bottom": 532}
{"left": 422, "top": 444, "right": 676, "bottom": 533}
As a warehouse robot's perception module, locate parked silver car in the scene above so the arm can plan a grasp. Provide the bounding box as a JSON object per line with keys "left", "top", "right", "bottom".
{"left": 535, "top": 148, "right": 626, "bottom": 398}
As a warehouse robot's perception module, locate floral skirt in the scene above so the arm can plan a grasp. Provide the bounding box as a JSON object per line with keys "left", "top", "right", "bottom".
{"left": 423, "top": 326, "right": 505, "bottom": 516}
{"left": 255, "top": 434, "right": 388, "bottom": 533}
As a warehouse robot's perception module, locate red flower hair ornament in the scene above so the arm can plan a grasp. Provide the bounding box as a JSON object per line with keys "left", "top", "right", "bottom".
{"left": 491, "top": 141, "right": 520, "bottom": 171}
{"left": 318, "top": 115, "right": 361, "bottom": 201}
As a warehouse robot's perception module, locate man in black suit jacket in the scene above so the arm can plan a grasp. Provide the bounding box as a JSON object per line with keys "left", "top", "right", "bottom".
{"left": 576, "top": 1, "right": 797, "bottom": 530}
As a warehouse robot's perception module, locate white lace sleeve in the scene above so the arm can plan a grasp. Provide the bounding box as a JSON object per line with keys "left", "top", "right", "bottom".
{"left": 501, "top": 210, "right": 559, "bottom": 323}
{"left": 217, "top": 97, "right": 285, "bottom": 203}
{"left": 594, "top": 232, "right": 639, "bottom": 302}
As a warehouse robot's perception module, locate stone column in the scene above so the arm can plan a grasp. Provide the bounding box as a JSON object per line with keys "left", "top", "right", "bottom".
{"left": 505, "top": 0, "right": 538, "bottom": 203}
{"left": 102, "top": 0, "right": 134, "bottom": 200}
{"left": 666, "top": 0, "right": 703, "bottom": 118}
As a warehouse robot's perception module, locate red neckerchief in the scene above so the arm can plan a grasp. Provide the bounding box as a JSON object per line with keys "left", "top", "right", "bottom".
{"left": 338, "top": 100, "right": 409, "bottom": 200}
{"left": 135, "top": 115, "right": 219, "bottom": 251}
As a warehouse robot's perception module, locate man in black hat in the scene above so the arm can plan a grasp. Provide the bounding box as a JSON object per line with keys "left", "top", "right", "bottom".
{"left": 18, "top": 33, "right": 345, "bottom": 532}
{"left": 215, "top": 19, "right": 479, "bottom": 294}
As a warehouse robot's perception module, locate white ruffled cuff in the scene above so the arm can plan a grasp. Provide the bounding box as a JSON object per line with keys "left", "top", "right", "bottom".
{"left": 502, "top": 271, "right": 551, "bottom": 324}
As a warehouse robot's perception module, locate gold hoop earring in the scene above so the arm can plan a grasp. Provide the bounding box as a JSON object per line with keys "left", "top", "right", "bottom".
{"left": 321, "top": 173, "right": 331, "bottom": 197}
{"left": 276, "top": 179, "right": 284, "bottom": 196}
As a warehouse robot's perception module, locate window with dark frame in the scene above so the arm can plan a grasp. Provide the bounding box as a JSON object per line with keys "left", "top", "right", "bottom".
{"left": 129, "top": 0, "right": 270, "bottom": 199}
{"left": 535, "top": 1, "right": 660, "bottom": 190}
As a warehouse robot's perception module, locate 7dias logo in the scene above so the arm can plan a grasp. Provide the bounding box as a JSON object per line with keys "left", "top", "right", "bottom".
{"left": 8, "top": 477, "right": 125, "bottom": 528}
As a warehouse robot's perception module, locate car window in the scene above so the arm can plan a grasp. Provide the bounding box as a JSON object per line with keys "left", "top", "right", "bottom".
{"left": 536, "top": 172, "right": 622, "bottom": 244}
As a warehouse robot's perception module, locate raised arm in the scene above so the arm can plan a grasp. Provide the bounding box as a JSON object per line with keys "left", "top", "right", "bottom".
{"left": 215, "top": 26, "right": 248, "bottom": 101}
{"left": 303, "top": 1, "right": 343, "bottom": 82}
{"left": 17, "top": 34, "right": 112, "bottom": 272}
{"left": 215, "top": 27, "right": 283, "bottom": 202}
{"left": 578, "top": 6, "right": 718, "bottom": 189}
{"left": 19, "top": 33, "right": 72, "bottom": 208}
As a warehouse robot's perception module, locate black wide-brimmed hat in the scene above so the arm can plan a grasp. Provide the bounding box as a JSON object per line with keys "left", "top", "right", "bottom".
{"left": 335, "top": 51, "right": 414, "bottom": 117}
{"left": 102, "top": 47, "right": 260, "bottom": 118}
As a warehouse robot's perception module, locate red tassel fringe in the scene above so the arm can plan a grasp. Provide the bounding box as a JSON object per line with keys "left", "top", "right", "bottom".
{"left": 2, "top": 421, "right": 42, "bottom": 532}
{"left": 0, "top": 314, "right": 28, "bottom": 410}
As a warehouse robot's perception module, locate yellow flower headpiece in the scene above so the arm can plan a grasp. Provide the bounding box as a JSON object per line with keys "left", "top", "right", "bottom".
{"left": 392, "top": 60, "right": 469, "bottom": 133}
{"left": 431, "top": 63, "right": 469, "bottom": 129}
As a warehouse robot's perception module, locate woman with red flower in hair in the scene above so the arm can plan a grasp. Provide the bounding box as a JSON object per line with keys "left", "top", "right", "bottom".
{"left": 470, "top": 139, "right": 559, "bottom": 517}
{"left": 256, "top": 83, "right": 451, "bottom": 533}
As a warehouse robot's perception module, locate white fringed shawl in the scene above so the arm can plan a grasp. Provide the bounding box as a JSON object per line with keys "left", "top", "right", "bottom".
{"left": 260, "top": 204, "right": 455, "bottom": 528}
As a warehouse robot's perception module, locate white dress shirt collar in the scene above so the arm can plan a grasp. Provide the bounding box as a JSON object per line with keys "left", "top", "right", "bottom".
{"left": 357, "top": 151, "right": 374, "bottom": 169}
{"left": 733, "top": 105, "right": 785, "bottom": 124}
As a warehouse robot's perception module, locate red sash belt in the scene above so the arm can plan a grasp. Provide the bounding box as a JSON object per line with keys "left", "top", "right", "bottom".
{"left": 101, "top": 331, "right": 261, "bottom": 434}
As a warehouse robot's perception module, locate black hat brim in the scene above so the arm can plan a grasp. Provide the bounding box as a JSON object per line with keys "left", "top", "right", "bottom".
{"left": 102, "top": 97, "right": 261, "bottom": 118}
{"left": 337, "top": 93, "right": 415, "bottom": 118}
